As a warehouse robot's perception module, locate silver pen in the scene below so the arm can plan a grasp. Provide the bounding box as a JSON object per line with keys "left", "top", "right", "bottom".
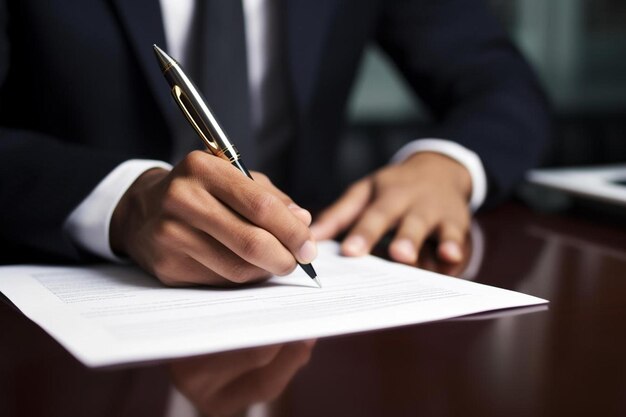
{"left": 152, "top": 45, "right": 320, "bottom": 287}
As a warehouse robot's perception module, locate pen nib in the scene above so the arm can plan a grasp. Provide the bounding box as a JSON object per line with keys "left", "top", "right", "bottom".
{"left": 153, "top": 44, "right": 173, "bottom": 72}
{"left": 299, "top": 263, "right": 320, "bottom": 288}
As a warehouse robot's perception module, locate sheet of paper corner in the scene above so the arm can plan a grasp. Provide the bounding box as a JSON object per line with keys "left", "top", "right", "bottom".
{"left": 527, "top": 165, "right": 626, "bottom": 205}
{"left": 0, "top": 241, "right": 547, "bottom": 368}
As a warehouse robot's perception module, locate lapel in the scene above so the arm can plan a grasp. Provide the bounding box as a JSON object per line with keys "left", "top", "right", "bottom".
{"left": 108, "top": 0, "right": 177, "bottom": 135}
{"left": 285, "top": 0, "right": 339, "bottom": 116}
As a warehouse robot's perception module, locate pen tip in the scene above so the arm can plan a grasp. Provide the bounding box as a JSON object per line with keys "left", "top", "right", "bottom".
{"left": 313, "top": 277, "right": 322, "bottom": 288}
{"left": 152, "top": 44, "right": 172, "bottom": 72}
{"left": 300, "top": 263, "right": 317, "bottom": 279}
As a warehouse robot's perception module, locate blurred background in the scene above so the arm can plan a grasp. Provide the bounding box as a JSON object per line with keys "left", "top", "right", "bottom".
{"left": 340, "top": 0, "right": 626, "bottom": 190}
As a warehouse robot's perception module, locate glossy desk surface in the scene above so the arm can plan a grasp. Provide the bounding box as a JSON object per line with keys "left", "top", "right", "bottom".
{"left": 2, "top": 203, "right": 625, "bottom": 417}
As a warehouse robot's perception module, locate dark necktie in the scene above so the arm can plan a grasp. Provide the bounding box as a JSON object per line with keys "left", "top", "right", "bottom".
{"left": 171, "top": 0, "right": 254, "bottom": 166}
{"left": 252, "top": 0, "right": 296, "bottom": 190}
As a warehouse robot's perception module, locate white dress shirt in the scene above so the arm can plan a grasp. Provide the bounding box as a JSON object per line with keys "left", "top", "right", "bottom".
{"left": 64, "top": 0, "right": 487, "bottom": 261}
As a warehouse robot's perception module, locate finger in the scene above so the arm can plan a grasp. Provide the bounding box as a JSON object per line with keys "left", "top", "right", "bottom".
{"left": 437, "top": 221, "right": 468, "bottom": 264}
{"left": 180, "top": 226, "right": 271, "bottom": 284}
{"left": 250, "top": 172, "right": 292, "bottom": 205}
{"left": 163, "top": 176, "right": 302, "bottom": 275}
{"left": 288, "top": 204, "right": 313, "bottom": 226}
{"left": 215, "top": 342, "right": 314, "bottom": 415}
{"left": 152, "top": 255, "right": 231, "bottom": 287}
{"left": 202, "top": 163, "right": 317, "bottom": 266}
{"left": 389, "top": 209, "right": 438, "bottom": 265}
{"left": 251, "top": 172, "right": 312, "bottom": 225}
{"left": 341, "top": 195, "right": 406, "bottom": 257}
{"left": 149, "top": 221, "right": 270, "bottom": 285}
{"left": 179, "top": 153, "right": 310, "bottom": 229}
{"left": 172, "top": 195, "right": 301, "bottom": 276}
{"left": 310, "top": 179, "right": 372, "bottom": 240}
{"left": 170, "top": 344, "right": 284, "bottom": 408}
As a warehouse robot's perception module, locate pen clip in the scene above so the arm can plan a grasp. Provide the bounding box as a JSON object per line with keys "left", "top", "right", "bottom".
{"left": 171, "top": 85, "right": 221, "bottom": 156}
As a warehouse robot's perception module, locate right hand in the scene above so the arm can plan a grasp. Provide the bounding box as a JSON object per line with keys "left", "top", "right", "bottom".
{"left": 110, "top": 151, "right": 317, "bottom": 286}
{"left": 169, "top": 341, "right": 315, "bottom": 416}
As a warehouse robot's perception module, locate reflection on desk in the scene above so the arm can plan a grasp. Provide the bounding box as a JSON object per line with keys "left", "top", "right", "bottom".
{"left": 170, "top": 341, "right": 314, "bottom": 416}
{"left": 2, "top": 203, "right": 626, "bottom": 417}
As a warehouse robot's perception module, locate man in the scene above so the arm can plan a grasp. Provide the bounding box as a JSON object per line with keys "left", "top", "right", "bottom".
{"left": 0, "top": 0, "right": 549, "bottom": 285}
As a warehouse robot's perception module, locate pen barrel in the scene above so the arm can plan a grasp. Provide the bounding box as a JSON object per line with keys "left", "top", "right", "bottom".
{"left": 231, "top": 159, "right": 253, "bottom": 179}
{"left": 164, "top": 63, "right": 242, "bottom": 164}
{"left": 153, "top": 46, "right": 317, "bottom": 283}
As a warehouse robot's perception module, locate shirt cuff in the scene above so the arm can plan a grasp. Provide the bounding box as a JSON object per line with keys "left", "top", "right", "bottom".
{"left": 391, "top": 138, "right": 488, "bottom": 211}
{"left": 64, "top": 159, "right": 173, "bottom": 262}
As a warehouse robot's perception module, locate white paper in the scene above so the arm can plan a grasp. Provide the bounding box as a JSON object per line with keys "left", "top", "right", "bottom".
{"left": 0, "top": 242, "right": 547, "bottom": 367}
{"left": 528, "top": 164, "right": 626, "bottom": 206}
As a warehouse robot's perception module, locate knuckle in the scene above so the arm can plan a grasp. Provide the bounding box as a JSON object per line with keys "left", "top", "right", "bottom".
{"left": 162, "top": 180, "right": 188, "bottom": 214}
{"left": 283, "top": 222, "right": 310, "bottom": 248}
{"left": 366, "top": 206, "right": 390, "bottom": 222}
{"left": 153, "top": 220, "right": 179, "bottom": 246}
{"left": 249, "top": 193, "right": 278, "bottom": 221}
{"left": 404, "top": 213, "right": 428, "bottom": 235}
{"left": 239, "top": 230, "right": 269, "bottom": 260}
{"left": 409, "top": 205, "right": 437, "bottom": 226}
{"left": 181, "top": 150, "right": 207, "bottom": 173}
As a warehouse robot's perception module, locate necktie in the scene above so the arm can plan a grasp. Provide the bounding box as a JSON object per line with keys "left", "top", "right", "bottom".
{"left": 252, "top": 0, "right": 296, "bottom": 190}
{"left": 171, "top": 0, "right": 254, "bottom": 166}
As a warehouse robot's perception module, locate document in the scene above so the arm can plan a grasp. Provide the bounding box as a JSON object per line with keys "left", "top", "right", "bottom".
{"left": 528, "top": 164, "right": 626, "bottom": 206}
{"left": 0, "top": 242, "right": 546, "bottom": 368}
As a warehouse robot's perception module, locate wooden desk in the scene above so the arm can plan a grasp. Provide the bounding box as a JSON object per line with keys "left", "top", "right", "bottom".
{"left": 2, "top": 203, "right": 625, "bottom": 417}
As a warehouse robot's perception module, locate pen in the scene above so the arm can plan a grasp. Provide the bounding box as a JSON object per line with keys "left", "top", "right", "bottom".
{"left": 153, "top": 44, "right": 320, "bottom": 288}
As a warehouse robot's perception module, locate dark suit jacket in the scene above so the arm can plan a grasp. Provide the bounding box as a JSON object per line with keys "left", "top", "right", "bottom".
{"left": 0, "top": 0, "right": 549, "bottom": 263}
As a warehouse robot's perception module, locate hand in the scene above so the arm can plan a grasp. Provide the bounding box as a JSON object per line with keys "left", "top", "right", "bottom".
{"left": 416, "top": 236, "right": 470, "bottom": 277}
{"left": 110, "top": 151, "right": 317, "bottom": 286}
{"left": 311, "top": 152, "right": 472, "bottom": 264}
{"left": 169, "top": 341, "right": 315, "bottom": 417}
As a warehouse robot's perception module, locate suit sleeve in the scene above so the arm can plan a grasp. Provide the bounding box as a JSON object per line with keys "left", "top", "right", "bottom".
{"left": 0, "top": 2, "right": 130, "bottom": 263}
{"left": 376, "top": 0, "right": 551, "bottom": 204}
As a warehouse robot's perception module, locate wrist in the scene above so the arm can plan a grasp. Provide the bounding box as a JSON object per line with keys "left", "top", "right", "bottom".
{"left": 403, "top": 152, "right": 472, "bottom": 201}
{"left": 110, "top": 168, "right": 169, "bottom": 256}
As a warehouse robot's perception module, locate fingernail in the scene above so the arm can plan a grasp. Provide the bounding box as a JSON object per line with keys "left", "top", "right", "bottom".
{"left": 298, "top": 240, "right": 318, "bottom": 264}
{"left": 342, "top": 235, "right": 367, "bottom": 256}
{"left": 393, "top": 239, "right": 417, "bottom": 263}
{"left": 441, "top": 241, "right": 463, "bottom": 262}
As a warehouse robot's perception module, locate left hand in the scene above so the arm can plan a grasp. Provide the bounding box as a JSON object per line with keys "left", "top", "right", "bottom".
{"left": 310, "top": 152, "right": 472, "bottom": 264}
